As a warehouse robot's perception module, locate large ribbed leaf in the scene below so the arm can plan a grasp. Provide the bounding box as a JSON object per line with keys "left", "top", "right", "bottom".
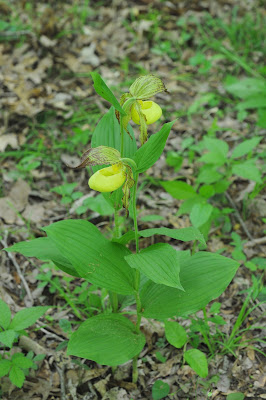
{"left": 141, "top": 252, "right": 239, "bottom": 319}
{"left": 139, "top": 227, "right": 206, "bottom": 246}
{"left": 6, "top": 237, "right": 78, "bottom": 277}
{"left": 67, "top": 314, "right": 145, "bottom": 366}
{"left": 43, "top": 220, "right": 135, "bottom": 295}
{"left": 125, "top": 243, "right": 183, "bottom": 290}
{"left": 91, "top": 107, "right": 137, "bottom": 158}
{"left": 134, "top": 120, "right": 176, "bottom": 173}
{"left": 114, "top": 227, "right": 206, "bottom": 246}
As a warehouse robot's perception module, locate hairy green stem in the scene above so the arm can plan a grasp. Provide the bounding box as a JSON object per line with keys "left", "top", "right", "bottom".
{"left": 109, "top": 116, "right": 126, "bottom": 313}
{"left": 135, "top": 292, "right": 142, "bottom": 332}
{"left": 120, "top": 118, "right": 124, "bottom": 158}
{"left": 132, "top": 173, "right": 142, "bottom": 383}
{"left": 132, "top": 173, "right": 140, "bottom": 254}
{"left": 191, "top": 240, "right": 198, "bottom": 255}
{"left": 110, "top": 192, "right": 121, "bottom": 313}
{"left": 114, "top": 207, "right": 120, "bottom": 238}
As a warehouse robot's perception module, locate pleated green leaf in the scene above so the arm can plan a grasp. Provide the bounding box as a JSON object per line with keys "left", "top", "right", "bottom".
{"left": 139, "top": 227, "right": 206, "bottom": 246}
{"left": 125, "top": 243, "right": 183, "bottom": 290}
{"left": 113, "top": 226, "right": 206, "bottom": 246}
{"left": 141, "top": 252, "right": 239, "bottom": 319}
{"left": 91, "top": 107, "right": 137, "bottom": 158}
{"left": 91, "top": 107, "right": 137, "bottom": 208}
{"left": 134, "top": 120, "right": 176, "bottom": 173}
{"left": 67, "top": 314, "right": 145, "bottom": 366}
{"left": 6, "top": 237, "right": 79, "bottom": 277}
{"left": 43, "top": 220, "right": 135, "bottom": 295}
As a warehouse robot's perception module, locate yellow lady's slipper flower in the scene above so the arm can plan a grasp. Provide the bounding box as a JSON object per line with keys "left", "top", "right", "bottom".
{"left": 119, "top": 75, "right": 166, "bottom": 145}
{"left": 88, "top": 163, "right": 126, "bottom": 193}
{"left": 131, "top": 100, "right": 162, "bottom": 125}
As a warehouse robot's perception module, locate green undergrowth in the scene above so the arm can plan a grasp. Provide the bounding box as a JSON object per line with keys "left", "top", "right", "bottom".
{"left": 0, "top": 2, "right": 265, "bottom": 398}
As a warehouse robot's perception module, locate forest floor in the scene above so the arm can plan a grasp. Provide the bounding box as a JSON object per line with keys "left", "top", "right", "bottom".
{"left": 0, "top": 0, "right": 265, "bottom": 399}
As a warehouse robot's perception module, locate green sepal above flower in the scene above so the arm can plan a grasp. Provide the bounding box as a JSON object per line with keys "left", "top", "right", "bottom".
{"left": 119, "top": 75, "right": 166, "bottom": 145}
{"left": 129, "top": 74, "right": 167, "bottom": 100}
{"left": 71, "top": 146, "right": 121, "bottom": 169}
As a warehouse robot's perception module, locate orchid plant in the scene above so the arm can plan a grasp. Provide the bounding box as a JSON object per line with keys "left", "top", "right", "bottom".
{"left": 5, "top": 73, "right": 239, "bottom": 382}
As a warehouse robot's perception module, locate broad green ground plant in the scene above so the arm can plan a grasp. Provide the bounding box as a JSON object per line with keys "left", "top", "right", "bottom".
{"left": 5, "top": 74, "right": 239, "bottom": 382}
{"left": 0, "top": 299, "right": 48, "bottom": 388}
{"left": 163, "top": 133, "right": 264, "bottom": 239}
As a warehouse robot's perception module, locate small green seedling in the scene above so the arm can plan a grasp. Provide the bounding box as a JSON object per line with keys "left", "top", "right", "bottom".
{"left": 50, "top": 182, "right": 83, "bottom": 205}
{"left": 152, "top": 380, "right": 170, "bottom": 400}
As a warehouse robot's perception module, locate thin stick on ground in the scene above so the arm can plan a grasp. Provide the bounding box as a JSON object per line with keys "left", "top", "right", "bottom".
{"left": 1, "top": 233, "right": 34, "bottom": 306}
{"left": 225, "top": 192, "right": 254, "bottom": 241}
{"left": 56, "top": 364, "right": 66, "bottom": 400}
{"left": 0, "top": 30, "right": 35, "bottom": 38}
{"left": 244, "top": 236, "right": 266, "bottom": 247}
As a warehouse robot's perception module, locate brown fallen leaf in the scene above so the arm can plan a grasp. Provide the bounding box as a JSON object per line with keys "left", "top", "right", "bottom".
{"left": 22, "top": 204, "right": 45, "bottom": 224}
{"left": 0, "top": 134, "right": 19, "bottom": 152}
{"left": 0, "top": 179, "right": 31, "bottom": 224}
{"left": 39, "top": 35, "right": 57, "bottom": 48}
{"left": 102, "top": 387, "right": 130, "bottom": 400}
{"left": 9, "top": 178, "right": 31, "bottom": 212}
{"left": 0, "top": 197, "right": 20, "bottom": 224}
{"left": 94, "top": 373, "right": 111, "bottom": 397}
{"left": 156, "top": 357, "right": 177, "bottom": 378}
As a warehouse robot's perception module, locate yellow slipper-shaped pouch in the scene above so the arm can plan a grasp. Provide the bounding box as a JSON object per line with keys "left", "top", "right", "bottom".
{"left": 89, "top": 164, "right": 126, "bottom": 193}
{"left": 131, "top": 100, "right": 162, "bottom": 125}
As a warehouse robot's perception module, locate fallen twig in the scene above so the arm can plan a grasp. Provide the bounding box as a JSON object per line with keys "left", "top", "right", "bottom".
{"left": 1, "top": 233, "right": 34, "bottom": 306}
{"left": 35, "top": 322, "right": 66, "bottom": 342}
{"left": 0, "top": 30, "right": 35, "bottom": 38}
{"left": 244, "top": 236, "right": 266, "bottom": 247}
{"left": 19, "top": 335, "right": 48, "bottom": 356}
{"left": 225, "top": 192, "right": 254, "bottom": 241}
{"left": 56, "top": 364, "right": 66, "bottom": 400}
